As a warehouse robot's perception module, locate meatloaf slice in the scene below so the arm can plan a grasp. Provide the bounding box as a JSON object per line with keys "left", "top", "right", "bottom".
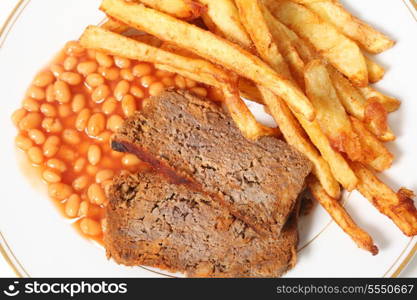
{"left": 111, "top": 90, "right": 312, "bottom": 237}
{"left": 105, "top": 171, "right": 299, "bottom": 278}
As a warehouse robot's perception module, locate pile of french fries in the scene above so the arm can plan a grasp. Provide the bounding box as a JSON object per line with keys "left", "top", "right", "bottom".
{"left": 79, "top": 0, "right": 417, "bottom": 255}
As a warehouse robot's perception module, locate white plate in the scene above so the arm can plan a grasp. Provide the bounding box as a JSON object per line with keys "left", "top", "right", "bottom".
{"left": 0, "top": 0, "right": 416, "bottom": 277}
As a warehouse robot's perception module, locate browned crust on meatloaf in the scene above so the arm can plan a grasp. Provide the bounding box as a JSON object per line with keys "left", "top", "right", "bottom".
{"left": 111, "top": 90, "right": 312, "bottom": 237}
{"left": 105, "top": 172, "right": 299, "bottom": 278}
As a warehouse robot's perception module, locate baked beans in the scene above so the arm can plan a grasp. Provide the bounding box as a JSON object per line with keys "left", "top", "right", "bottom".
{"left": 12, "top": 41, "right": 209, "bottom": 242}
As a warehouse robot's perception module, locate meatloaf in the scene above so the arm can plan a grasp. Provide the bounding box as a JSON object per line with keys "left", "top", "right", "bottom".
{"left": 111, "top": 90, "right": 312, "bottom": 237}
{"left": 105, "top": 171, "right": 299, "bottom": 277}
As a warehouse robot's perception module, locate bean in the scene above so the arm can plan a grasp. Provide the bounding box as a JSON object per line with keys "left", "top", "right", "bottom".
{"left": 174, "top": 75, "right": 186, "bottom": 89}
{"left": 100, "top": 67, "right": 119, "bottom": 81}
{"left": 121, "top": 94, "right": 137, "bottom": 117}
{"left": 62, "top": 129, "right": 81, "bottom": 145}
{"left": 41, "top": 117, "right": 63, "bottom": 133}
{"left": 50, "top": 64, "right": 64, "bottom": 78}
{"left": 148, "top": 82, "right": 165, "bottom": 96}
{"left": 161, "top": 77, "right": 175, "bottom": 87}
{"left": 155, "top": 70, "right": 174, "bottom": 78}
{"left": 132, "top": 63, "right": 152, "bottom": 77}
{"left": 71, "top": 94, "right": 86, "bottom": 113}
{"left": 140, "top": 75, "right": 157, "bottom": 87}
{"left": 73, "top": 157, "right": 87, "bottom": 173}
{"left": 96, "top": 52, "right": 113, "bottom": 67}
{"left": 11, "top": 108, "right": 27, "bottom": 126}
{"left": 58, "top": 104, "right": 72, "bottom": 118}
{"left": 96, "top": 131, "right": 112, "bottom": 144}
{"left": 19, "top": 112, "right": 42, "bottom": 130}
{"left": 46, "top": 158, "right": 67, "bottom": 173}
{"left": 57, "top": 145, "right": 76, "bottom": 161}
{"left": 88, "top": 183, "right": 106, "bottom": 205}
{"left": 65, "top": 41, "right": 85, "bottom": 57}
{"left": 185, "top": 78, "right": 197, "bottom": 88}
{"left": 88, "top": 145, "right": 101, "bottom": 165}
{"left": 92, "top": 84, "right": 110, "bottom": 103}
{"left": 75, "top": 108, "right": 91, "bottom": 132}
{"left": 190, "top": 87, "right": 208, "bottom": 97}
{"left": 42, "top": 169, "right": 62, "bottom": 183}
{"left": 48, "top": 182, "right": 72, "bottom": 200}
{"left": 114, "top": 80, "right": 130, "bottom": 100}
{"left": 122, "top": 153, "right": 141, "bottom": 167}
{"left": 79, "top": 218, "right": 102, "bottom": 236}
{"left": 86, "top": 164, "right": 99, "bottom": 176}
{"left": 87, "top": 49, "right": 96, "bottom": 59}
{"left": 45, "top": 84, "right": 55, "bottom": 102}
{"left": 65, "top": 194, "right": 81, "bottom": 218}
{"left": 72, "top": 175, "right": 89, "bottom": 191}
{"left": 78, "top": 201, "right": 89, "bottom": 217}
{"left": 130, "top": 85, "right": 144, "bottom": 98}
{"left": 15, "top": 134, "right": 33, "bottom": 151}
{"left": 96, "top": 169, "right": 114, "bottom": 184}
{"left": 114, "top": 56, "right": 131, "bottom": 69}
{"left": 54, "top": 80, "right": 71, "bottom": 103}
{"left": 33, "top": 70, "right": 54, "bottom": 87}
{"left": 60, "top": 72, "right": 82, "bottom": 85}
{"left": 110, "top": 150, "right": 124, "bottom": 158}
{"left": 43, "top": 136, "right": 60, "bottom": 157}
{"left": 101, "top": 97, "right": 118, "bottom": 115}
{"left": 63, "top": 56, "right": 78, "bottom": 71}
{"left": 40, "top": 103, "right": 57, "bottom": 117}
{"left": 120, "top": 68, "right": 134, "bottom": 81}
{"left": 77, "top": 61, "right": 98, "bottom": 76}
{"left": 85, "top": 73, "right": 104, "bottom": 88}
{"left": 107, "top": 115, "right": 124, "bottom": 132}
{"left": 28, "top": 129, "right": 46, "bottom": 145}
{"left": 27, "top": 146, "right": 44, "bottom": 164}
{"left": 87, "top": 113, "right": 106, "bottom": 137}
{"left": 22, "top": 98, "right": 40, "bottom": 112}
{"left": 26, "top": 86, "right": 45, "bottom": 100}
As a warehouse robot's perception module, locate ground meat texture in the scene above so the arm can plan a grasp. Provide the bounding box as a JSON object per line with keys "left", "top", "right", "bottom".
{"left": 112, "top": 90, "right": 312, "bottom": 237}
{"left": 105, "top": 172, "right": 299, "bottom": 278}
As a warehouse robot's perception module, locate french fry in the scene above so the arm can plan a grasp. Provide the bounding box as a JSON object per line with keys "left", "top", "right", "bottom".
{"left": 260, "top": 87, "right": 341, "bottom": 198}
{"left": 328, "top": 67, "right": 394, "bottom": 142}
{"left": 359, "top": 86, "right": 401, "bottom": 113}
{"left": 80, "top": 26, "right": 276, "bottom": 139}
{"left": 308, "top": 176, "right": 378, "bottom": 255}
{"left": 197, "top": 0, "right": 253, "bottom": 50}
{"left": 137, "top": 0, "right": 204, "bottom": 20}
{"left": 101, "top": 0, "right": 315, "bottom": 121}
{"left": 304, "top": 60, "right": 362, "bottom": 162}
{"left": 350, "top": 162, "right": 417, "bottom": 236}
{"left": 265, "top": 0, "right": 368, "bottom": 86}
{"left": 238, "top": 77, "right": 263, "bottom": 104}
{"left": 365, "top": 56, "right": 385, "bottom": 83}
{"left": 350, "top": 116, "right": 393, "bottom": 172}
{"left": 101, "top": 18, "right": 129, "bottom": 33}
{"left": 299, "top": 0, "right": 395, "bottom": 54}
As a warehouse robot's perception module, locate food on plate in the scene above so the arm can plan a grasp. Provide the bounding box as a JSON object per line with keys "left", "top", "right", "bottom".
{"left": 100, "top": 0, "right": 316, "bottom": 121}
{"left": 106, "top": 171, "right": 299, "bottom": 277}
{"left": 304, "top": 60, "right": 361, "bottom": 162}
{"left": 350, "top": 162, "right": 417, "bottom": 236}
{"left": 111, "top": 90, "right": 312, "bottom": 237}
{"left": 308, "top": 176, "right": 378, "bottom": 255}
{"left": 10, "top": 0, "right": 417, "bottom": 277}
{"left": 295, "top": 0, "right": 395, "bottom": 54}
{"left": 265, "top": 0, "right": 368, "bottom": 87}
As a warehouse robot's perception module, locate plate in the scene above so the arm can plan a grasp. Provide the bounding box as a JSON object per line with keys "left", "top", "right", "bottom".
{"left": 0, "top": 0, "right": 417, "bottom": 277}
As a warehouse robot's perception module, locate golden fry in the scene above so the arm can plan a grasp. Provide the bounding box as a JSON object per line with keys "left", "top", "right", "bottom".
{"left": 359, "top": 86, "right": 401, "bottom": 113}
{"left": 351, "top": 162, "right": 417, "bottom": 236}
{"left": 350, "top": 116, "right": 393, "bottom": 172}
{"left": 304, "top": 60, "right": 362, "bottom": 162}
{"left": 365, "top": 56, "right": 385, "bottom": 83}
{"left": 101, "top": 18, "right": 129, "bottom": 33}
{"left": 101, "top": 0, "right": 315, "bottom": 120}
{"left": 265, "top": 0, "right": 368, "bottom": 86}
{"left": 300, "top": 0, "right": 395, "bottom": 54}
{"left": 309, "top": 176, "right": 378, "bottom": 255}
{"left": 137, "top": 0, "right": 204, "bottom": 20}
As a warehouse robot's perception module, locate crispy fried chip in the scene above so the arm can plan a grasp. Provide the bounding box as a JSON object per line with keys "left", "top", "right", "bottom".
{"left": 304, "top": 60, "right": 362, "bottom": 162}
{"left": 137, "top": 0, "right": 204, "bottom": 20}
{"left": 351, "top": 162, "right": 417, "bottom": 236}
{"left": 266, "top": 0, "right": 368, "bottom": 86}
{"left": 359, "top": 86, "right": 401, "bottom": 113}
{"left": 309, "top": 176, "right": 378, "bottom": 255}
{"left": 101, "top": 0, "right": 315, "bottom": 120}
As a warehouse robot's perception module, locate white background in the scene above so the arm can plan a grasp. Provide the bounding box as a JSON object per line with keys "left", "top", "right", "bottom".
{"left": 0, "top": 0, "right": 416, "bottom": 277}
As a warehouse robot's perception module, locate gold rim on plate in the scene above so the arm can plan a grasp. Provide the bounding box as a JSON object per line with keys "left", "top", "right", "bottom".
{"left": 0, "top": 0, "right": 416, "bottom": 278}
